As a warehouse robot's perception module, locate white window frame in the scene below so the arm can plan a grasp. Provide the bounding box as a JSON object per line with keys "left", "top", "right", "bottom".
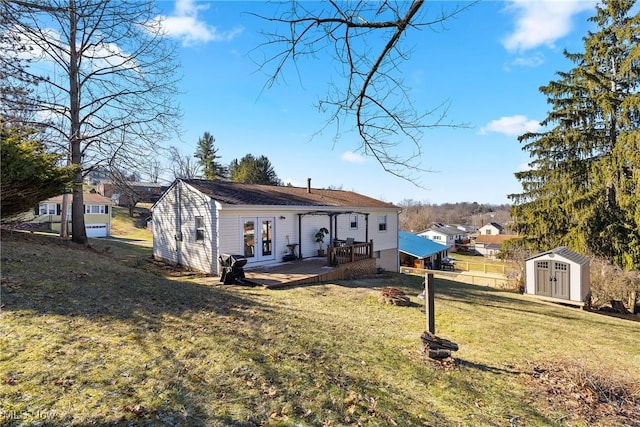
{"left": 195, "top": 216, "right": 205, "bottom": 241}
{"left": 350, "top": 214, "right": 358, "bottom": 229}
{"left": 378, "top": 215, "right": 387, "bottom": 232}
{"left": 39, "top": 203, "right": 56, "bottom": 215}
{"left": 85, "top": 204, "right": 106, "bottom": 214}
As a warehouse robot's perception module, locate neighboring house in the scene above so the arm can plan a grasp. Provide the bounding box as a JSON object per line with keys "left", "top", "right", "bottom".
{"left": 28, "top": 193, "right": 113, "bottom": 237}
{"left": 478, "top": 222, "right": 504, "bottom": 235}
{"left": 473, "top": 234, "right": 517, "bottom": 257}
{"left": 399, "top": 230, "right": 448, "bottom": 269}
{"left": 152, "top": 179, "right": 402, "bottom": 275}
{"left": 84, "top": 167, "right": 110, "bottom": 185}
{"left": 416, "top": 225, "right": 466, "bottom": 252}
{"left": 98, "top": 181, "right": 167, "bottom": 205}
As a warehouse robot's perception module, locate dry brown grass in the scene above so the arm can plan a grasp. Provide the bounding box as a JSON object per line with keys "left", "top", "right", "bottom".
{"left": 1, "top": 231, "right": 639, "bottom": 426}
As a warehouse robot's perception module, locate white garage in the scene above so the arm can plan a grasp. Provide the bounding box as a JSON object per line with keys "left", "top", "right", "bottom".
{"left": 86, "top": 224, "right": 108, "bottom": 238}
{"left": 525, "top": 247, "right": 590, "bottom": 306}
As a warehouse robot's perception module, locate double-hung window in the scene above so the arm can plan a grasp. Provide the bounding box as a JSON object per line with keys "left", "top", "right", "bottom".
{"left": 378, "top": 215, "right": 387, "bottom": 232}
{"left": 350, "top": 214, "right": 358, "bottom": 229}
{"left": 195, "top": 216, "right": 205, "bottom": 241}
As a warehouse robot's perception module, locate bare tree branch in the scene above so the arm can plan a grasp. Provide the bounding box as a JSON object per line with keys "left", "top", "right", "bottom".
{"left": 251, "top": 0, "right": 475, "bottom": 184}
{"left": 1, "top": 0, "right": 182, "bottom": 244}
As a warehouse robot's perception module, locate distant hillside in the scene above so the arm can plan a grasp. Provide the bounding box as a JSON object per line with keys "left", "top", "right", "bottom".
{"left": 398, "top": 201, "right": 512, "bottom": 232}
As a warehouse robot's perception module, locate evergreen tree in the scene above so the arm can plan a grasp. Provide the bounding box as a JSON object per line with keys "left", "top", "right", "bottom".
{"left": 229, "top": 154, "right": 282, "bottom": 185}
{"left": 194, "top": 132, "right": 227, "bottom": 180}
{"left": 1, "top": 121, "right": 78, "bottom": 220}
{"left": 2, "top": 0, "right": 180, "bottom": 244}
{"left": 509, "top": 0, "right": 640, "bottom": 269}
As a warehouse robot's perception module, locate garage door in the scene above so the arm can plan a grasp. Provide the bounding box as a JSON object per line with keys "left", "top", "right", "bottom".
{"left": 86, "top": 224, "right": 108, "bottom": 237}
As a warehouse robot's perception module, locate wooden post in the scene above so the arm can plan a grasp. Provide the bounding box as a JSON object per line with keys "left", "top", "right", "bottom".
{"left": 425, "top": 273, "right": 435, "bottom": 334}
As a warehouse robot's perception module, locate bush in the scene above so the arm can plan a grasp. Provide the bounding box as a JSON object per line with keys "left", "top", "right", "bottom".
{"left": 589, "top": 258, "right": 640, "bottom": 311}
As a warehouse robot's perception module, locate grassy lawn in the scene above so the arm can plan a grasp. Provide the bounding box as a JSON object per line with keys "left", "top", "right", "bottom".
{"left": 110, "top": 205, "right": 153, "bottom": 244}
{"left": 1, "top": 232, "right": 639, "bottom": 426}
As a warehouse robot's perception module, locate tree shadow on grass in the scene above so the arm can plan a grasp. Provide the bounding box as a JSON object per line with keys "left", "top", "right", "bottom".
{"left": 0, "top": 233, "right": 284, "bottom": 426}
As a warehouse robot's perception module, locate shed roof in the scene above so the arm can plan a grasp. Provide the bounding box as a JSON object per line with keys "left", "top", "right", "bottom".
{"left": 179, "top": 179, "right": 400, "bottom": 209}
{"left": 527, "top": 246, "right": 590, "bottom": 265}
{"left": 399, "top": 231, "right": 448, "bottom": 259}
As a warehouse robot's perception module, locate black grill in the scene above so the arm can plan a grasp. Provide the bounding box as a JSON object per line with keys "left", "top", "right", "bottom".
{"left": 219, "top": 254, "right": 247, "bottom": 285}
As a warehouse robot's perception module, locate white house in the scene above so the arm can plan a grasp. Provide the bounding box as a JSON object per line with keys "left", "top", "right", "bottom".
{"left": 478, "top": 222, "right": 504, "bottom": 235}
{"left": 416, "top": 225, "right": 465, "bottom": 252}
{"left": 525, "top": 247, "right": 590, "bottom": 306}
{"left": 152, "top": 179, "right": 402, "bottom": 275}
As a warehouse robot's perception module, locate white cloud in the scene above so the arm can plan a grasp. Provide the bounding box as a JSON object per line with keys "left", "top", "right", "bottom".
{"left": 501, "top": 0, "right": 596, "bottom": 52}
{"left": 155, "top": 0, "right": 243, "bottom": 46}
{"left": 341, "top": 151, "right": 366, "bottom": 163}
{"left": 512, "top": 53, "right": 545, "bottom": 67}
{"left": 479, "top": 115, "right": 541, "bottom": 136}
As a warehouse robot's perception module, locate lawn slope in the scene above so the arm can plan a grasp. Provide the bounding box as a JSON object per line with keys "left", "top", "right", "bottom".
{"left": 1, "top": 232, "right": 638, "bottom": 426}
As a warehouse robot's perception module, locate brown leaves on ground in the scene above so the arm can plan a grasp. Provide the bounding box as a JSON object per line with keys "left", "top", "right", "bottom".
{"left": 523, "top": 359, "right": 640, "bottom": 426}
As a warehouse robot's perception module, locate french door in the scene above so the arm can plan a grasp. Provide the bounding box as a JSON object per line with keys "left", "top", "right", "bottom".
{"left": 242, "top": 217, "right": 275, "bottom": 262}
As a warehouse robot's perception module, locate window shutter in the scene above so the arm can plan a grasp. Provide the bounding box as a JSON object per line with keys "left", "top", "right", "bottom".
{"left": 105, "top": 205, "right": 109, "bottom": 214}
{"left": 57, "top": 204, "right": 61, "bottom": 215}
{"left": 34, "top": 206, "right": 39, "bottom": 215}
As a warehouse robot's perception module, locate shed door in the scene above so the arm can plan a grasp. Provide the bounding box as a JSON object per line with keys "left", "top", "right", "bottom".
{"left": 535, "top": 261, "right": 551, "bottom": 296}
{"left": 551, "top": 261, "right": 570, "bottom": 299}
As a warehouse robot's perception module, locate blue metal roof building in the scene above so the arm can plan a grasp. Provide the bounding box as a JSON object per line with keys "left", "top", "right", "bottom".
{"left": 399, "top": 230, "right": 448, "bottom": 268}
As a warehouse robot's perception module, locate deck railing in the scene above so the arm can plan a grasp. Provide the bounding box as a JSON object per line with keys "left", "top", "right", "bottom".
{"left": 327, "top": 240, "right": 373, "bottom": 265}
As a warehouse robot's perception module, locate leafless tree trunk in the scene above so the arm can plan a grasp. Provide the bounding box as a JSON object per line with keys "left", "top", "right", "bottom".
{"left": 253, "top": 1, "right": 474, "bottom": 183}
{"left": 1, "top": 0, "right": 181, "bottom": 244}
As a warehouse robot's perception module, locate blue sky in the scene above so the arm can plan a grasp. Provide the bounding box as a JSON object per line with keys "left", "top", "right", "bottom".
{"left": 154, "top": 0, "right": 600, "bottom": 205}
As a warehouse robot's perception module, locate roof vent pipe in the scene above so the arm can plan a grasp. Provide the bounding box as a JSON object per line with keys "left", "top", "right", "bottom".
{"left": 307, "top": 178, "right": 311, "bottom": 193}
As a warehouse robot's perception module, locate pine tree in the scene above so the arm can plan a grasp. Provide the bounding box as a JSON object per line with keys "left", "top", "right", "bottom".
{"left": 194, "top": 132, "right": 227, "bottom": 180}
{"left": 510, "top": 0, "right": 640, "bottom": 269}
{"left": 1, "top": 121, "right": 77, "bottom": 220}
{"left": 229, "top": 154, "right": 282, "bottom": 185}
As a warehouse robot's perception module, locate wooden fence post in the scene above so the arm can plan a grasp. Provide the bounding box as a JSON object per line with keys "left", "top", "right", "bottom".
{"left": 425, "top": 273, "right": 435, "bottom": 334}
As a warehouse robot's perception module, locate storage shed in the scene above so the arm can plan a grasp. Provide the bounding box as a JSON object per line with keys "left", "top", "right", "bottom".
{"left": 525, "top": 247, "right": 590, "bottom": 306}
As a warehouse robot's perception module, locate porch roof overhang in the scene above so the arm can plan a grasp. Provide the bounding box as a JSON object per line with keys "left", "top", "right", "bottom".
{"left": 295, "top": 210, "right": 372, "bottom": 258}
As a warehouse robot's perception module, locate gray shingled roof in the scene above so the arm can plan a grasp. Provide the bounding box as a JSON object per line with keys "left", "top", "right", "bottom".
{"left": 527, "top": 246, "right": 590, "bottom": 265}
{"left": 182, "top": 179, "right": 399, "bottom": 209}
{"left": 429, "top": 225, "right": 463, "bottom": 236}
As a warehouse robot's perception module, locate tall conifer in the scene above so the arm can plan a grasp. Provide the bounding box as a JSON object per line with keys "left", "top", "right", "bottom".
{"left": 510, "top": 0, "right": 640, "bottom": 269}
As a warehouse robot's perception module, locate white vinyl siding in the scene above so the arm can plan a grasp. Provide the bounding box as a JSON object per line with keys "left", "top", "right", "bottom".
{"left": 153, "top": 180, "right": 401, "bottom": 273}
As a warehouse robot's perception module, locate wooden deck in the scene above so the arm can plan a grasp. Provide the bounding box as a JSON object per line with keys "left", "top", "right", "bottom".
{"left": 242, "top": 257, "right": 342, "bottom": 289}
